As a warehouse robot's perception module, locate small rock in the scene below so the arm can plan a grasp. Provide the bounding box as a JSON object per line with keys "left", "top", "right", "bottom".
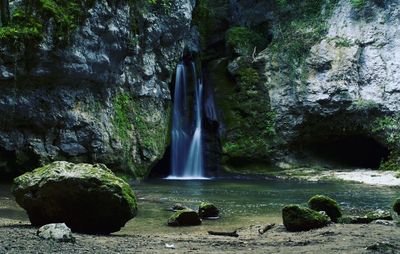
{"left": 37, "top": 223, "right": 75, "bottom": 243}
{"left": 365, "top": 209, "right": 392, "bottom": 221}
{"left": 170, "top": 203, "right": 188, "bottom": 211}
{"left": 308, "top": 195, "right": 342, "bottom": 222}
{"left": 167, "top": 209, "right": 202, "bottom": 226}
{"left": 393, "top": 198, "right": 400, "bottom": 215}
{"left": 198, "top": 202, "right": 219, "bottom": 219}
{"left": 165, "top": 243, "right": 175, "bottom": 249}
{"left": 282, "top": 205, "right": 330, "bottom": 232}
{"left": 372, "top": 220, "right": 396, "bottom": 226}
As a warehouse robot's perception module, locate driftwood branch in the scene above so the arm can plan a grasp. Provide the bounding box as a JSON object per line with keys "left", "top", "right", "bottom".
{"left": 208, "top": 230, "right": 239, "bottom": 237}
{"left": 258, "top": 223, "right": 275, "bottom": 235}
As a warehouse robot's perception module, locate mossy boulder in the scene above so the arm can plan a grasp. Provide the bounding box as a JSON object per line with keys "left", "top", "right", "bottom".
{"left": 308, "top": 195, "right": 342, "bottom": 222}
{"left": 365, "top": 210, "right": 392, "bottom": 221}
{"left": 393, "top": 198, "right": 400, "bottom": 215}
{"left": 198, "top": 202, "right": 219, "bottom": 218}
{"left": 12, "top": 161, "right": 137, "bottom": 234}
{"left": 338, "top": 210, "right": 393, "bottom": 224}
{"left": 282, "top": 205, "right": 330, "bottom": 232}
{"left": 167, "top": 209, "right": 202, "bottom": 227}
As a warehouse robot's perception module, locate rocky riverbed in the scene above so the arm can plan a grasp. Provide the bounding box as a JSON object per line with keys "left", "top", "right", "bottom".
{"left": 1, "top": 217, "right": 400, "bottom": 253}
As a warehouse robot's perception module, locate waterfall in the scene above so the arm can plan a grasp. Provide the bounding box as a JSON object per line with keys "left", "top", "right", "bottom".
{"left": 167, "top": 62, "right": 208, "bottom": 180}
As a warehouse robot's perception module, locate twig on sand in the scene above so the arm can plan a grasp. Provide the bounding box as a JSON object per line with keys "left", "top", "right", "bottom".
{"left": 258, "top": 223, "right": 275, "bottom": 235}
{"left": 208, "top": 230, "right": 239, "bottom": 237}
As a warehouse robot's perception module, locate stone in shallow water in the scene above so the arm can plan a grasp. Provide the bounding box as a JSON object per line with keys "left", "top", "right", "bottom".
{"left": 282, "top": 205, "right": 330, "bottom": 232}
{"left": 393, "top": 198, "right": 400, "bottom": 215}
{"left": 13, "top": 161, "right": 137, "bottom": 234}
{"left": 167, "top": 209, "right": 202, "bottom": 226}
{"left": 37, "top": 223, "right": 75, "bottom": 243}
{"left": 198, "top": 202, "right": 219, "bottom": 219}
{"left": 308, "top": 195, "right": 342, "bottom": 222}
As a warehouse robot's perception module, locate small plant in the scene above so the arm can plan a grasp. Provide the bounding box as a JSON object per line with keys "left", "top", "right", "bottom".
{"left": 226, "top": 27, "right": 264, "bottom": 56}
{"left": 350, "top": 0, "right": 366, "bottom": 8}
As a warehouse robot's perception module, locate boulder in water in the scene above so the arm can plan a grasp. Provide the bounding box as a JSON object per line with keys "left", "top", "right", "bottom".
{"left": 282, "top": 205, "right": 330, "bottom": 232}
{"left": 13, "top": 161, "right": 137, "bottom": 234}
{"left": 365, "top": 209, "right": 392, "bottom": 221}
{"left": 167, "top": 209, "right": 202, "bottom": 226}
{"left": 198, "top": 202, "right": 219, "bottom": 218}
{"left": 393, "top": 198, "right": 400, "bottom": 215}
{"left": 308, "top": 195, "right": 342, "bottom": 222}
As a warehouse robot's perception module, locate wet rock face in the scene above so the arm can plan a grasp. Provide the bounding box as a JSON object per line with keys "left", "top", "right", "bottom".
{"left": 258, "top": 0, "right": 400, "bottom": 167}
{"left": 13, "top": 161, "right": 137, "bottom": 234}
{"left": 0, "top": 0, "right": 195, "bottom": 177}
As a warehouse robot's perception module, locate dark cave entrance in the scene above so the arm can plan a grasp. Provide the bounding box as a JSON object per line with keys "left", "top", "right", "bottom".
{"left": 303, "top": 135, "right": 390, "bottom": 169}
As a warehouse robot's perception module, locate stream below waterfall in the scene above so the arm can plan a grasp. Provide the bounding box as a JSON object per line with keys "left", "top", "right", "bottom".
{"left": 1, "top": 177, "right": 399, "bottom": 235}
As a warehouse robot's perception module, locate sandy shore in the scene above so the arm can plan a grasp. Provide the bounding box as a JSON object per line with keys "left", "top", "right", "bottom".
{"left": 1, "top": 217, "right": 400, "bottom": 253}
{"left": 277, "top": 168, "right": 400, "bottom": 186}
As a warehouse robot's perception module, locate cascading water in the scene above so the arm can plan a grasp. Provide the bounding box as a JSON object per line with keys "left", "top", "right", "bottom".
{"left": 167, "top": 62, "right": 208, "bottom": 180}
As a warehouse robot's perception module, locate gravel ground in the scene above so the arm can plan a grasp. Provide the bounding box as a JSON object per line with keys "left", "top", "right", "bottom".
{"left": 1, "top": 218, "right": 400, "bottom": 254}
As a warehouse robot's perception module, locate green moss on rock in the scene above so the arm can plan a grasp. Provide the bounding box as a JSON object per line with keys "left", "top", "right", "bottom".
{"left": 0, "top": 0, "right": 97, "bottom": 45}
{"left": 282, "top": 205, "right": 330, "bottom": 232}
{"left": 308, "top": 195, "right": 342, "bottom": 222}
{"left": 226, "top": 27, "right": 264, "bottom": 56}
{"left": 111, "top": 92, "right": 170, "bottom": 178}
{"left": 167, "top": 209, "right": 202, "bottom": 227}
{"left": 12, "top": 161, "right": 137, "bottom": 234}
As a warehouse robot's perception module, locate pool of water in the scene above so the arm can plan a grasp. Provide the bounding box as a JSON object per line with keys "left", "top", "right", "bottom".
{"left": 1, "top": 178, "right": 399, "bottom": 234}
{"left": 121, "top": 178, "right": 400, "bottom": 234}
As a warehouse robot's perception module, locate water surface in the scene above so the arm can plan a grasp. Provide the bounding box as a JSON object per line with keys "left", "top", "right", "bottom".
{"left": 1, "top": 179, "right": 399, "bottom": 235}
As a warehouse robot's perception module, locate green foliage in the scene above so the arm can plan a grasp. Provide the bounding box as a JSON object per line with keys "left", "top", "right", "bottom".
{"left": 268, "top": 0, "right": 339, "bottom": 83}
{"left": 0, "top": 0, "right": 96, "bottom": 45}
{"left": 146, "top": 0, "right": 172, "bottom": 13}
{"left": 226, "top": 27, "right": 265, "bottom": 56}
{"left": 219, "top": 59, "right": 276, "bottom": 162}
{"left": 192, "top": 0, "right": 214, "bottom": 49}
{"left": 373, "top": 115, "right": 400, "bottom": 171}
{"left": 328, "top": 36, "right": 354, "bottom": 48}
{"left": 350, "top": 0, "right": 366, "bottom": 8}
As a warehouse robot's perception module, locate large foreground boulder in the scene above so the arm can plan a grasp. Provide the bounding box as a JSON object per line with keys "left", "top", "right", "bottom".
{"left": 282, "top": 205, "right": 330, "bottom": 232}
{"left": 308, "top": 195, "right": 342, "bottom": 222}
{"left": 167, "top": 209, "right": 202, "bottom": 226}
{"left": 13, "top": 161, "right": 137, "bottom": 234}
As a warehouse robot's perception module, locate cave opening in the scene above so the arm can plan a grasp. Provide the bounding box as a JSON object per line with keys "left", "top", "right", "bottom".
{"left": 303, "top": 135, "right": 389, "bottom": 169}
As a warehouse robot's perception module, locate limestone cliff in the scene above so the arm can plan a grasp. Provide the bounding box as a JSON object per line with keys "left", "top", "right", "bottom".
{"left": 0, "top": 0, "right": 195, "bottom": 178}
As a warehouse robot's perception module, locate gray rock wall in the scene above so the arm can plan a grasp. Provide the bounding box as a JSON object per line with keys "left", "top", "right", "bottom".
{"left": 0, "top": 0, "right": 195, "bottom": 177}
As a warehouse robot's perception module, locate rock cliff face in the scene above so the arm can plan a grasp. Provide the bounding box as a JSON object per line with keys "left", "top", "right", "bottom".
{"left": 200, "top": 0, "right": 400, "bottom": 170}
{"left": 0, "top": 0, "right": 195, "bottom": 177}
{"left": 259, "top": 0, "right": 400, "bottom": 168}
{"left": 1, "top": 0, "right": 399, "bottom": 178}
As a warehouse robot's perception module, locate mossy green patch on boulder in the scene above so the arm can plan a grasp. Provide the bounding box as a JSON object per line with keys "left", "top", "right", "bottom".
{"left": 393, "top": 198, "right": 400, "bottom": 215}
{"left": 282, "top": 205, "right": 330, "bottom": 232}
{"left": 198, "top": 202, "right": 219, "bottom": 218}
{"left": 365, "top": 209, "right": 392, "bottom": 221}
{"left": 12, "top": 161, "right": 137, "bottom": 234}
{"left": 167, "top": 209, "right": 202, "bottom": 227}
{"left": 308, "top": 195, "right": 342, "bottom": 222}
{"left": 338, "top": 210, "right": 393, "bottom": 224}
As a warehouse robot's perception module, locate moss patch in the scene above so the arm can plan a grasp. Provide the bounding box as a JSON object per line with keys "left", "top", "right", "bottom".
{"left": 308, "top": 195, "right": 342, "bottom": 222}
{"left": 112, "top": 92, "right": 169, "bottom": 178}
{"left": 0, "top": 0, "right": 97, "bottom": 46}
